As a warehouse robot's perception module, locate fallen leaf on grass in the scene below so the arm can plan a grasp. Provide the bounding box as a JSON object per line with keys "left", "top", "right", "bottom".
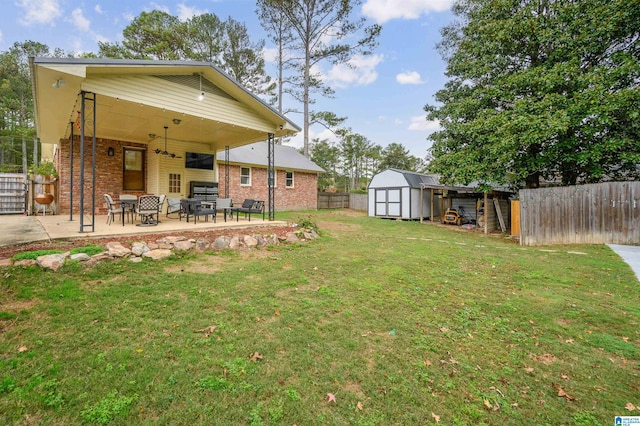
{"left": 626, "top": 402, "right": 637, "bottom": 411}
{"left": 356, "top": 401, "right": 363, "bottom": 411}
{"left": 524, "top": 367, "right": 535, "bottom": 374}
{"left": 17, "top": 345, "right": 28, "bottom": 353}
{"left": 565, "top": 339, "right": 575, "bottom": 344}
{"left": 249, "top": 352, "right": 263, "bottom": 362}
{"left": 439, "top": 327, "right": 451, "bottom": 333}
{"left": 484, "top": 399, "right": 493, "bottom": 410}
{"left": 327, "top": 393, "right": 336, "bottom": 403}
{"left": 423, "top": 360, "right": 432, "bottom": 367}
{"left": 561, "top": 374, "right": 570, "bottom": 380}
{"left": 552, "top": 382, "right": 576, "bottom": 401}
{"left": 431, "top": 412, "right": 440, "bottom": 423}
{"left": 194, "top": 325, "right": 217, "bottom": 338}
{"left": 511, "top": 402, "right": 519, "bottom": 408}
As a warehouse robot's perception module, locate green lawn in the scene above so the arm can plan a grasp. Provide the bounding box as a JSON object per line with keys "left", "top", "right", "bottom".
{"left": 1, "top": 210, "right": 638, "bottom": 425}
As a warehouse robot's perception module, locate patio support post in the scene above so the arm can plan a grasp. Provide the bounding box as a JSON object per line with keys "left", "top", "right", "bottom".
{"left": 79, "top": 91, "right": 96, "bottom": 233}
{"left": 69, "top": 121, "right": 74, "bottom": 221}
{"left": 224, "top": 145, "right": 230, "bottom": 198}
{"left": 267, "top": 132, "right": 275, "bottom": 221}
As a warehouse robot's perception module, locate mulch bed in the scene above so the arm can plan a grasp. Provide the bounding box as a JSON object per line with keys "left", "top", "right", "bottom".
{"left": 0, "top": 225, "right": 297, "bottom": 261}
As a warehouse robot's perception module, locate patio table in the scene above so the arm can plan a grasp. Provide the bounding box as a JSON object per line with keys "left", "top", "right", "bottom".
{"left": 119, "top": 197, "right": 137, "bottom": 226}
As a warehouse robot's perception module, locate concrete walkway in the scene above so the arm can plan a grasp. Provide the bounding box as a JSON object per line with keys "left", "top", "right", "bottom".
{"left": 608, "top": 244, "right": 640, "bottom": 282}
{"left": 0, "top": 213, "right": 287, "bottom": 247}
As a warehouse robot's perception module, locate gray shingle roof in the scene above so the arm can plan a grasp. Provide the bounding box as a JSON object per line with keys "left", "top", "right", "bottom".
{"left": 217, "top": 142, "right": 324, "bottom": 173}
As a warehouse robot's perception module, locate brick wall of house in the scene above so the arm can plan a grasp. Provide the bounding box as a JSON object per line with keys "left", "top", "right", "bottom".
{"left": 55, "top": 136, "right": 147, "bottom": 215}
{"left": 218, "top": 165, "right": 318, "bottom": 211}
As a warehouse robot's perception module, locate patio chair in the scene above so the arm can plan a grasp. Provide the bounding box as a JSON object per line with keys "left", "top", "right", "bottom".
{"left": 103, "top": 194, "right": 122, "bottom": 225}
{"left": 234, "top": 199, "right": 265, "bottom": 222}
{"left": 157, "top": 194, "right": 166, "bottom": 221}
{"left": 181, "top": 198, "right": 216, "bottom": 224}
{"left": 136, "top": 195, "right": 160, "bottom": 226}
{"left": 166, "top": 197, "right": 182, "bottom": 218}
{"left": 215, "top": 197, "right": 233, "bottom": 222}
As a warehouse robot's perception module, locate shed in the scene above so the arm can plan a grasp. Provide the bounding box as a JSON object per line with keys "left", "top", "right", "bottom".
{"left": 368, "top": 169, "right": 439, "bottom": 220}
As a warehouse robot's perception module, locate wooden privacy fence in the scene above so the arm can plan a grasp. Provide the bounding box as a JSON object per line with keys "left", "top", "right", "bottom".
{"left": 317, "top": 192, "right": 367, "bottom": 211}
{"left": 0, "top": 173, "right": 27, "bottom": 214}
{"left": 519, "top": 181, "right": 640, "bottom": 246}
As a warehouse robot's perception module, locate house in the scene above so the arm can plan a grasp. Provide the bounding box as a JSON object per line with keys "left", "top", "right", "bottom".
{"left": 216, "top": 142, "right": 323, "bottom": 211}
{"left": 368, "top": 168, "right": 513, "bottom": 233}
{"left": 30, "top": 57, "right": 300, "bottom": 229}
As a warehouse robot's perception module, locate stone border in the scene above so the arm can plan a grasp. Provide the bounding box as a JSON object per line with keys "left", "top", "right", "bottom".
{"left": 10, "top": 229, "right": 319, "bottom": 271}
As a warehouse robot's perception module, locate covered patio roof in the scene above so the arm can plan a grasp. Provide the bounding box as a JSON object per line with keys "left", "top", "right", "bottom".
{"left": 30, "top": 57, "right": 300, "bottom": 155}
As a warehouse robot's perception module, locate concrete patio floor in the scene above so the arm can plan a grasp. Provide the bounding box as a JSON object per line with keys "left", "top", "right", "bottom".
{"left": 0, "top": 213, "right": 288, "bottom": 247}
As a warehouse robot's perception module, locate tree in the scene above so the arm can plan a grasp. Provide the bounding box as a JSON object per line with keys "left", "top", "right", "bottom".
{"left": 338, "top": 130, "right": 374, "bottom": 190}
{"left": 379, "top": 142, "right": 427, "bottom": 172}
{"left": 220, "top": 17, "right": 275, "bottom": 97}
{"left": 99, "top": 11, "right": 188, "bottom": 60}
{"left": 426, "top": 0, "right": 640, "bottom": 188}
{"left": 257, "top": 0, "right": 381, "bottom": 158}
{"left": 99, "top": 11, "right": 274, "bottom": 97}
{"left": 0, "top": 41, "right": 51, "bottom": 172}
{"left": 310, "top": 138, "right": 340, "bottom": 189}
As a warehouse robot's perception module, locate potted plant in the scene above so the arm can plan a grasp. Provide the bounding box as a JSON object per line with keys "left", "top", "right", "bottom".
{"left": 32, "top": 160, "right": 58, "bottom": 206}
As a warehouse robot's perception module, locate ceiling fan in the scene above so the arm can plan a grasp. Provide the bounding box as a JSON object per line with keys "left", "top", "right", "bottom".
{"left": 154, "top": 126, "right": 182, "bottom": 158}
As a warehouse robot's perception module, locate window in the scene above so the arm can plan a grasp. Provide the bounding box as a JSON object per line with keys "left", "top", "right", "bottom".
{"left": 123, "top": 148, "right": 145, "bottom": 191}
{"left": 285, "top": 171, "right": 294, "bottom": 188}
{"left": 240, "top": 167, "right": 251, "bottom": 186}
{"left": 169, "top": 173, "right": 181, "bottom": 193}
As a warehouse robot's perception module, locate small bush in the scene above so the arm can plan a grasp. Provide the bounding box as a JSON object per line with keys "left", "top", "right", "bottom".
{"left": 70, "top": 245, "right": 104, "bottom": 256}
{"left": 12, "top": 250, "right": 62, "bottom": 261}
{"left": 80, "top": 391, "right": 137, "bottom": 425}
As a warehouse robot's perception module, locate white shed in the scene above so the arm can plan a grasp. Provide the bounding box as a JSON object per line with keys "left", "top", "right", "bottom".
{"left": 368, "top": 169, "right": 439, "bottom": 220}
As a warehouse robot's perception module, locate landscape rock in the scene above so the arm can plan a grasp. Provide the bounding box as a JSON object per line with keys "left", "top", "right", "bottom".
{"left": 142, "top": 249, "right": 173, "bottom": 261}
{"left": 129, "top": 257, "right": 143, "bottom": 263}
{"left": 285, "top": 232, "right": 300, "bottom": 244}
{"left": 195, "top": 238, "right": 210, "bottom": 251}
{"left": 13, "top": 259, "right": 37, "bottom": 267}
{"left": 213, "top": 236, "right": 230, "bottom": 249}
{"left": 37, "top": 253, "right": 66, "bottom": 271}
{"left": 106, "top": 242, "right": 131, "bottom": 258}
{"left": 229, "top": 236, "right": 240, "bottom": 250}
{"left": 147, "top": 242, "right": 159, "bottom": 250}
{"left": 70, "top": 253, "right": 91, "bottom": 262}
{"left": 174, "top": 240, "right": 193, "bottom": 251}
{"left": 157, "top": 236, "right": 186, "bottom": 245}
{"left": 131, "top": 242, "right": 149, "bottom": 256}
{"left": 243, "top": 235, "right": 258, "bottom": 248}
{"left": 255, "top": 235, "right": 266, "bottom": 247}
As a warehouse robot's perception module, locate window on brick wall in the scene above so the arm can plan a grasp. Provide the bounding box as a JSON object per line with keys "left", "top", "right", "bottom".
{"left": 169, "top": 173, "right": 181, "bottom": 193}
{"left": 240, "top": 167, "right": 251, "bottom": 186}
{"left": 123, "top": 148, "right": 145, "bottom": 191}
{"left": 285, "top": 171, "right": 294, "bottom": 188}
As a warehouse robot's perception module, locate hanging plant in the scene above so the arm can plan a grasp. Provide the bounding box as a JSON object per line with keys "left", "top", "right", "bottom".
{"left": 31, "top": 160, "right": 58, "bottom": 178}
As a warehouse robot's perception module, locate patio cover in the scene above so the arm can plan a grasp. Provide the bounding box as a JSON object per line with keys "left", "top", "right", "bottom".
{"left": 29, "top": 57, "right": 300, "bottom": 158}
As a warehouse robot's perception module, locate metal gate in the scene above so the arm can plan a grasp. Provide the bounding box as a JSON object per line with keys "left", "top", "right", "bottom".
{"left": 0, "top": 173, "right": 26, "bottom": 214}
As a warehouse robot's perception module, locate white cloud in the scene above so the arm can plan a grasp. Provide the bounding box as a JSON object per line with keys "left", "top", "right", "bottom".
{"left": 394, "top": 118, "right": 403, "bottom": 125}
{"left": 320, "top": 54, "right": 384, "bottom": 89}
{"left": 123, "top": 12, "right": 135, "bottom": 22}
{"left": 287, "top": 127, "right": 339, "bottom": 150}
{"left": 408, "top": 116, "right": 440, "bottom": 133}
{"left": 95, "top": 4, "right": 103, "bottom": 14}
{"left": 177, "top": 3, "right": 207, "bottom": 21}
{"left": 362, "top": 0, "right": 453, "bottom": 24}
{"left": 70, "top": 8, "right": 91, "bottom": 32}
{"left": 396, "top": 71, "right": 424, "bottom": 85}
{"left": 149, "top": 2, "right": 170, "bottom": 14}
{"left": 262, "top": 47, "right": 279, "bottom": 63}
{"left": 0, "top": 30, "right": 3, "bottom": 43}
{"left": 17, "top": 0, "right": 61, "bottom": 25}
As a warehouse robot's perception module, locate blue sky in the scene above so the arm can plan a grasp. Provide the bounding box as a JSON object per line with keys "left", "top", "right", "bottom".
{"left": 0, "top": 0, "right": 455, "bottom": 158}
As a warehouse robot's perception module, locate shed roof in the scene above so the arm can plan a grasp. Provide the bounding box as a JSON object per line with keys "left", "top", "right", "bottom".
{"left": 376, "top": 169, "right": 512, "bottom": 193}
{"left": 217, "top": 142, "right": 324, "bottom": 173}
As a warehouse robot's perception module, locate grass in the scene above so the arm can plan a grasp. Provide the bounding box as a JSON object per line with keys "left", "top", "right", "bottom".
{"left": 0, "top": 210, "right": 638, "bottom": 425}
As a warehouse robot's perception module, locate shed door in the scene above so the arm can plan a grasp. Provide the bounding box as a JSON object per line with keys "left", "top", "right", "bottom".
{"left": 375, "top": 188, "right": 401, "bottom": 217}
